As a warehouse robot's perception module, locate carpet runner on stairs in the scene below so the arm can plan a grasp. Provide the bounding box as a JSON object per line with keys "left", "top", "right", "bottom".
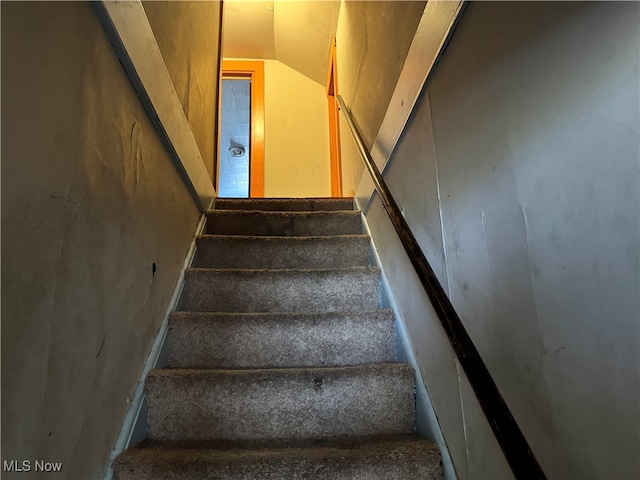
{"left": 114, "top": 198, "right": 444, "bottom": 479}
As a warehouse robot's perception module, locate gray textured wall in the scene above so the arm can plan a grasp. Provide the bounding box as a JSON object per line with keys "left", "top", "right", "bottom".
{"left": 362, "top": 2, "right": 639, "bottom": 478}
{"left": 143, "top": 0, "right": 222, "bottom": 183}
{"left": 1, "top": 2, "right": 218, "bottom": 478}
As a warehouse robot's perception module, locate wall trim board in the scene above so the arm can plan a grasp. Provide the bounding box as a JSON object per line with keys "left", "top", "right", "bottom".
{"left": 326, "top": 37, "right": 343, "bottom": 197}
{"left": 102, "top": 214, "right": 207, "bottom": 480}
{"left": 358, "top": 208, "right": 457, "bottom": 480}
{"left": 212, "top": 3, "right": 225, "bottom": 186}
{"left": 93, "top": 1, "right": 215, "bottom": 213}
{"left": 220, "top": 60, "right": 266, "bottom": 197}
{"left": 354, "top": 0, "right": 467, "bottom": 209}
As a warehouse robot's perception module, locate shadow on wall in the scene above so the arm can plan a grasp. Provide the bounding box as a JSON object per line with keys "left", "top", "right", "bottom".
{"left": 1, "top": 2, "right": 220, "bottom": 479}
{"left": 364, "top": 1, "right": 639, "bottom": 479}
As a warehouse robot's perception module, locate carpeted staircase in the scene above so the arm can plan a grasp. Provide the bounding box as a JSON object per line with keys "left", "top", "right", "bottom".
{"left": 114, "top": 198, "right": 444, "bottom": 479}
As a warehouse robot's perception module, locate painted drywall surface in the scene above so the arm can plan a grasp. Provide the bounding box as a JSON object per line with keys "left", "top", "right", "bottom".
{"left": 262, "top": 59, "right": 331, "bottom": 197}
{"left": 363, "top": 1, "right": 639, "bottom": 478}
{"left": 273, "top": 1, "right": 341, "bottom": 85}
{"left": 99, "top": 1, "right": 216, "bottom": 212}
{"left": 1, "top": 2, "right": 201, "bottom": 479}
{"left": 224, "top": 1, "right": 277, "bottom": 60}
{"left": 143, "top": 0, "right": 221, "bottom": 182}
{"left": 366, "top": 92, "right": 515, "bottom": 480}
{"left": 223, "top": 1, "right": 340, "bottom": 86}
{"left": 367, "top": 93, "right": 468, "bottom": 480}
{"left": 335, "top": 0, "right": 426, "bottom": 196}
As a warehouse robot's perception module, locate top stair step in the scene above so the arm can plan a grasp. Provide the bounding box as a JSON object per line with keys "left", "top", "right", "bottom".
{"left": 215, "top": 198, "right": 354, "bottom": 212}
{"left": 206, "top": 210, "right": 362, "bottom": 237}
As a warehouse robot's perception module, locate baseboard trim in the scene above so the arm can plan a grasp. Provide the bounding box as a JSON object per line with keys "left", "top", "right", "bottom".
{"left": 102, "top": 213, "right": 207, "bottom": 480}
{"left": 358, "top": 209, "right": 458, "bottom": 480}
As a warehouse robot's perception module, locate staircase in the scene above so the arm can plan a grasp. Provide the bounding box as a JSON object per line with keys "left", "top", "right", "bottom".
{"left": 114, "top": 198, "right": 444, "bottom": 479}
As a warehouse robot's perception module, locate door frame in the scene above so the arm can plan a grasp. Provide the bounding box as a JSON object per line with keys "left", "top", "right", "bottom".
{"left": 326, "top": 38, "right": 342, "bottom": 197}
{"left": 220, "top": 60, "right": 265, "bottom": 197}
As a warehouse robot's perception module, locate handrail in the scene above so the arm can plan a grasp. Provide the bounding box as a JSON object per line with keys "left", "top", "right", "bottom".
{"left": 337, "top": 95, "right": 547, "bottom": 480}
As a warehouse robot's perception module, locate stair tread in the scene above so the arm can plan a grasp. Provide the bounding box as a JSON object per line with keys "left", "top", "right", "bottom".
{"left": 149, "top": 362, "right": 412, "bottom": 377}
{"left": 170, "top": 309, "right": 393, "bottom": 319}
{"left": 186, "top": 266, "right": 379, "bottom": 273}
{"left": 184, "top": 267, "right": 381, "bottom": 313}
{"left": 209, "top": 209, "right": 359, "bottom": 214}
{"left": 197, "top": 233, "right": 369, "bottom": 240}
{"left": 205, "top": 210, "right": 362, "bottom": 236}
{"left": 114, "top": 435, "right": 443, "bottom": 479}
{"left": 119, "top": 433, "right": 436, "bottom": 454}
{"left": 145, "top": 363, "right": 415, "bottom": 443}
{"left": 168, "top": 310, "right": 395, "bottom": 369}
{"left": 195, "top": 235, "right": 371, "bottom": 268}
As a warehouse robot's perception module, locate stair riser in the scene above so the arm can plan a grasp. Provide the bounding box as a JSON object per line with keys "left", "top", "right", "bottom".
{"left": 168, "top": 311, "right": 395, "bottom": 368}
{"left": 145, "top": 365, "right": 415, "bottom": 442}
{"left": 196, "top": 236, "right": 370, "bottom": 269}
{"left": 184, "top": 268, "right": 381, "bottom": 313}
{"left": 206, "top": 211, "right": 362, "bottom": 236}
{"left": 215, "top": 198, "right": 354, "bottom": 211}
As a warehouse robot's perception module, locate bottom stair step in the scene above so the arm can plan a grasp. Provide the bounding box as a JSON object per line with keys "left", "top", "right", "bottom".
{"left": 114, "top": 435, "right": 444, "bottom": 480}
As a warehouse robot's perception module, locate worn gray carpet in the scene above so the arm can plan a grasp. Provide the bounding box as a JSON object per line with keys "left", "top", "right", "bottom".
{"left": 114, "top": 197, "right": 444, "bottom": 479}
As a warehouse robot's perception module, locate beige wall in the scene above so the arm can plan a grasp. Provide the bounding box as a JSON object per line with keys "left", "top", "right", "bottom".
{"left": 335, "top": 0, "right": 426, "bottom": 196}
{"left": 1, "top": 2, "right": 219, "bottom": 478}
{"left": 143, "top": 1, "right": 222, "bottom": 182}
{"left": 262, "top": 59, "right": 331, "bottom": 197}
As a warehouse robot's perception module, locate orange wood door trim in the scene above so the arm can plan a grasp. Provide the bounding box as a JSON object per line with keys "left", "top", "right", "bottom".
{"left": 221, "top": 60, "right": 265, "bottom": 197}
{"left": 326, "top": 39, "right": 342, "bottom": 197}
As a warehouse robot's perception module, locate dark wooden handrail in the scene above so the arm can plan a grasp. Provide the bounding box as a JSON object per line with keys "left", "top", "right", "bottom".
{"left": 337, "top": 95, "right": 547, "bottom": 480}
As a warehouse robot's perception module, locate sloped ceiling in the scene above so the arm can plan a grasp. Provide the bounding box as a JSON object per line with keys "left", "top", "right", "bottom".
{"left": 223, "top": 1, "right": 277, "bottom": 60}
{"left": 223, "top": 0, "right": 341, "bottom": 86}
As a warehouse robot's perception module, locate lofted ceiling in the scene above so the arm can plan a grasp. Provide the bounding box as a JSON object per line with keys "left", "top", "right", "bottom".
{"left": 223, "top": 0, "right": 341, "bottom": 86}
